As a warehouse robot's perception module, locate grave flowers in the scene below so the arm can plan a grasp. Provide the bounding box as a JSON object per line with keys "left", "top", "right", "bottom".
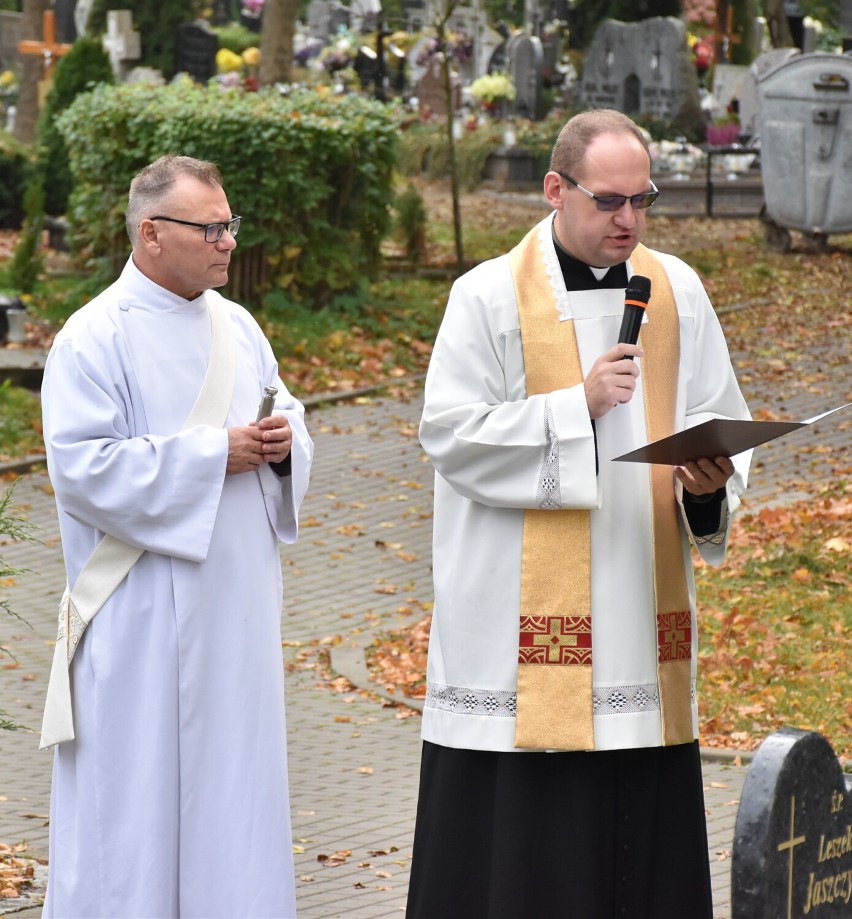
{"left": 320, "top": 31, "right": 357, "bottom": 74}
{"left": 706, "top": 117, "right": 741, "bottom": 146}
{"left": 469, "top": 72, "right": 515, "bottom": 117}
{"left": 214, "top": 47, "right": 261, "bottom": 91}
{"left": 241, "top": 0, "right": 263, "bottom": 32}
{"left": 649, "top": 137, "right": 705, "bottom": 179}
{"left": 0, "top": 70, "right": 18, "bottom": 109}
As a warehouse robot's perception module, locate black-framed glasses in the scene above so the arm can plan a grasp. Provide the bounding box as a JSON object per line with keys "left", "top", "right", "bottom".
{"left": 148, "top": 214, "right": 241, "bottom": 243}
{"left": 558, "top": 173, "right": 659, "bottom": 211}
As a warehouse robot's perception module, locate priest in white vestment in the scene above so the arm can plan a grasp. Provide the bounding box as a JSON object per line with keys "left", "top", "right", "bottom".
{"left": 40, "top": 156, "right": 313, "bottom": 918}
{"left": 406, "top": 111, "right": 752, "bottom": 918}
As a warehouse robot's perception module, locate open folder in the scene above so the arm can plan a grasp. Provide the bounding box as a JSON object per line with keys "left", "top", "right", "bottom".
{"left": 613, "top": 403, "right": 851, "bottom": 465}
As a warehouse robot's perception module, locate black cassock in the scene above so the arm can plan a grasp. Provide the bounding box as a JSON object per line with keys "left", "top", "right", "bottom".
{"left": 406, "top": 244, "right": 715, "bottom": 919}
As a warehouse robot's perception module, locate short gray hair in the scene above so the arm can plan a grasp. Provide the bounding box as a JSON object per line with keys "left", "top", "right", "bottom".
{"left": 126, "top": 155, "right": 224, "bottom": 248}
{"left": 549, "top": 109, "right": 650, "bottom": 178}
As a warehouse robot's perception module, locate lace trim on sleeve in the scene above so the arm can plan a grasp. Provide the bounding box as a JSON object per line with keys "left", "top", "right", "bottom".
{"left": 536, "top": 396, "right": 562, "bottom": 509}
{"left": 692, "top": 507, "right": 729, "bottom": 547}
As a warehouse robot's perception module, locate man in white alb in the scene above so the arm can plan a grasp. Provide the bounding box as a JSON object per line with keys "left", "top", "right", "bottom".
{"left": 406, "top": 110, "right": 751, "bottom": 918}
{"left": 40, "top": 155, "right": 313, "bottom": 918}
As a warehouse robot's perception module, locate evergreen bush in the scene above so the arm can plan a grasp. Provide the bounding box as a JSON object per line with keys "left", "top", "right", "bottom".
{"left": 0, "top": 132, "right": 33, "bottom": 229}
{"left": 56, "top": 80, "right": 397, "bottom": 310}
{"left": 8, "top": 176, "right": 45, "bottom": 295}
{"left": 37, "top": 37, "right": 114, "bottom": 217}
{"left": 394, "top": 182, "right": 427, "bottom": 262}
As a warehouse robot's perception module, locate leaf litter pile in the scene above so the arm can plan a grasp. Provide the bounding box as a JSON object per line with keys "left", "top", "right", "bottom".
{"left": 0, "top": 841, "right": 43, "bottom": 901}
{"left": 366, "top": 186, "right": 852, "bottom": 760}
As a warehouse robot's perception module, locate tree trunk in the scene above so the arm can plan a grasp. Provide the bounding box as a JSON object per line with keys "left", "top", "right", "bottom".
{"left": 259, "top": 0, "right": 296, "bottom": 87}
{"left": 434, "top": 0, "right": 464, "bottom": 273}
{"left": 762, "top": 0, "right": 795, "bottom": 48}
{"left": 14, "top": 0, "right": 50, "bottom": 145}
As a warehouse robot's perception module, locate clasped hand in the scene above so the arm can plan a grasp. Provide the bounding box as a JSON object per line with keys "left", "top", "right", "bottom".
{"left": 226, "top": 415, "right": 292, "bottom": 475}
{"left": 584, "top": 343, "right": 643, "bottom": 420}
{"left": 583, "top": 344, "right": 734, "bottom": 496}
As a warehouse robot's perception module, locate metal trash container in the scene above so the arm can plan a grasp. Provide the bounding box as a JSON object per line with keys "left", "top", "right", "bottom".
{"left": 756, "top": 51, "right": 852, "bottom": 251}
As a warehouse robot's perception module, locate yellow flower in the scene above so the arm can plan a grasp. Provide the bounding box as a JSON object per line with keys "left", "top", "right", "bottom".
{"left": 216, "top": 48, "right": 244, "bottom": 73}
{"left": 469, "top": 72, "right": 516, "bottom": 104}
{"left": 0, "top": 70, "right": 17, "bottom": 88}
{"left": 242, "top": 47, "right": 261, "bottom": 67}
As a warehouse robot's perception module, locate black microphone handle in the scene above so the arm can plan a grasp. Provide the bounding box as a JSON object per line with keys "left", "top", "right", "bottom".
{"left": 617, "top": 304, "right": 645, "bottom": 359}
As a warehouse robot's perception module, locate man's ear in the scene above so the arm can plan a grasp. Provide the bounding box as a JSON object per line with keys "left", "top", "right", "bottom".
{"left": 138, "top": 218, "right": 161, "bottom": 251}
{"left": 543, "top": 171, "right": 565, "bottom": 210}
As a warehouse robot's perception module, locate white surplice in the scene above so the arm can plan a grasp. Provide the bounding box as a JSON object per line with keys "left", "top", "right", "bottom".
{"left": 419, "top": 216, "right": 751, "bottom": 754}
{"left": 41, "top": 258, "right": 313, "bottom": 918}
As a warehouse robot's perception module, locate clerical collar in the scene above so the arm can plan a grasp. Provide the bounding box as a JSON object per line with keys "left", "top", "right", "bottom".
{"left": 551, "top": 222, "right": 628, "bottom": 291}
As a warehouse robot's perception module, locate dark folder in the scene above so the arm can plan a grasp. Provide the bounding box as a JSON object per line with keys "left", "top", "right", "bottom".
{"left": 613, "top": 403, "right": 850, "bottom": 466}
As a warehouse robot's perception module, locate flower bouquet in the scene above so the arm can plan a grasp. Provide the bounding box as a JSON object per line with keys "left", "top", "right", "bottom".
{"left": 468, "top": 72, "right": 516, "bottom": 117}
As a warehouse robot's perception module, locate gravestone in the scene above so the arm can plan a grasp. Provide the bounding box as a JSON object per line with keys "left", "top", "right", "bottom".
{"left": 102, "top": 10, "right": 141, "bottom": 81}
{"left": 580, "top": 17, "right": 700, "bottom": 123}
{"left": 711, "top": 63, "right": 753, "bottom": 132}
{"left": 54, "top": 0, "right": 77, "bottom": 43}
{"left": 351, "top": 0, "right": 380, "bottom": 34}
{"left": 328, "top": 7, "right": 351, "bottom": 38}
{"left": 476, "top": 24, "right": 504, "bottom": 83}
{"left": 210, "top": 0, "right": 236, "bottom": 28}
{"left": 402, "top": 0, "right": 427, "bottom": 32}
{"left": 732, "top": 728, "right": 852, "bottom": 918}
{"left": 0, "top": 11, "right": 24, "bottom": 70}
{"left": 407, "top": 34, "right": 434, "bottom": 90}
{"left": 505, "top": 31, "right": 544, "bottom": 120}
{"left": 416, "top": 58, "right": 460, "bottom": 118}
{"left": 307, "top": 0, "right": 331, "bottom": 41}
{"left": 74, "top": 0, "right": 95, "bottom": 37}
{"left": 175, "top": 20, "right": 218, "bottom": 84}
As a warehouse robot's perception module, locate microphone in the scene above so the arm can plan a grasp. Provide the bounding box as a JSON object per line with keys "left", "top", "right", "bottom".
{"left": 618, "top": 275, "right": 651, "bottom": 360}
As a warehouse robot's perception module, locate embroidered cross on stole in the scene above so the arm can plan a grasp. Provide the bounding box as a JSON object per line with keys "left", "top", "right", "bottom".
{"left": 510, "top": 228, "right": 693, "bottom": 751}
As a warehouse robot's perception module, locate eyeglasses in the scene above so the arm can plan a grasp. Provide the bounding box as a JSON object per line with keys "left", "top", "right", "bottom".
{"left": 148, "top": 215, "right": 242, "bottom": 243}
{"left": 558, "top": 173, "right": 659, "bottom": 211}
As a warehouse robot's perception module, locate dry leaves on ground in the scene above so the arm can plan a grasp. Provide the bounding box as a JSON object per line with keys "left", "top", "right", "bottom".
{"left": 0, "top": 841, "right": 42, "bottom": 900}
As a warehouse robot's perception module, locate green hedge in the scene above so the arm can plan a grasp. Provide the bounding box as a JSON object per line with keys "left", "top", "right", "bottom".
{"left": 56, "top": 80, "right": 398, "bottom": 309}
{"left": 0, "top": 132, "right": 33, "bottom": 229}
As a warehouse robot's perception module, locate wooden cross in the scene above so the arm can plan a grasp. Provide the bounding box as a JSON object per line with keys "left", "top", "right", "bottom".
{"left": 712, "top": 0, "right": 743, "bottom": 64}
{"left": 18, "top": 10, "right": 73, "bottom": 83}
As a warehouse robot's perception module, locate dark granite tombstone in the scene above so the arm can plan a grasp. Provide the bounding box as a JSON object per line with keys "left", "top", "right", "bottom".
{"left": 732, "top": 728, "right": 852, "bottom": 918}
{"left": 175, "top": 20, "right": 218, "bottom": 84}
{"left": 210, "top": 0, "right": 237, "bottom": 27}
{"left": 54, "top": 0, "right": 78, "bottom": 43}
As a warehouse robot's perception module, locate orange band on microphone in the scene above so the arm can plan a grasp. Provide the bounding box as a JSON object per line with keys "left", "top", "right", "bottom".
{"left": 624, "top": 299, "right": 648, "bottom": 309}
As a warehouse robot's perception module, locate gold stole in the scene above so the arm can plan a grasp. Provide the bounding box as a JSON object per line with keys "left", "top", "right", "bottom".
{"left": 510, "top": 228, "right": 694, "bottom": 751}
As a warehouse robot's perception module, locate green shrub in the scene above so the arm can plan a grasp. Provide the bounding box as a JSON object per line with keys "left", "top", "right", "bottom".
{"left": 0, "top": 132, "right": 33, "bottom": 229}
{"left": 0, "top": 381, "right": 43, "bottom": 461}
{"left": 7, "top": 176, "right": 44, "bottom": 295}
{"left": 212, "top": 22, "right": 261, "bottom": 55}
{"left": 56, "top": 80, "right": 397, "bottom": 310}
{"left": 37, "top": 37, "right": 114, "bottom": 217}
{"left": 394, "top": 182, "right": 427, "bottom": 262}
{"left": 396, "top": 121, "right": 505, "bottom": 191}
